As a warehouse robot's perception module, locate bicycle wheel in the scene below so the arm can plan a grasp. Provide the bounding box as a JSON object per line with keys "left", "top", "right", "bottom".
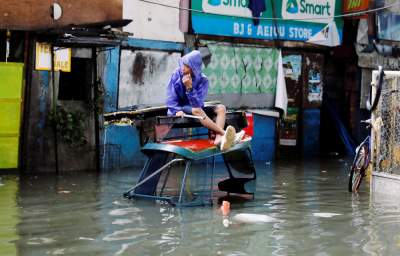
{"left": 348, "top": 144, "right": 368, "bottom": 192}
{"left": 349, "top": 165, "right": 364, "bottom": 192}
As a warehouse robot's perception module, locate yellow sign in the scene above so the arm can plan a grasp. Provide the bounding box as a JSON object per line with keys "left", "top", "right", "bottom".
{"left": 343, "top": 0, "right": 369, "bottom": 18}
{"left": 35, "top": 42, "right": 71, "bottom": 72}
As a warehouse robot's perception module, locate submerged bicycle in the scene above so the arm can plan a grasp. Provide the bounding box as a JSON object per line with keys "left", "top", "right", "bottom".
{"left": 348, "top": 66, "right": 384, "bottom": 193}
{"left": 348, "top": 121, "right": 371, "bottom": 192}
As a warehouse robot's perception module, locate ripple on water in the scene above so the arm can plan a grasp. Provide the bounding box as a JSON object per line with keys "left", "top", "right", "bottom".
{"left": 112, "top": 219, "right": 133, "bottom": 225}
{"left": 8, "top": 160, "right": 400, "bottom": 255}
{"left": 108, "top": 207, "right": 142, "bottom": 216}
{"left": 312, "top": 213, "right": 342, "bottom": 218}
{"left": 27, "top": 237, "right": 56, "bottom": 245}
{"left": 48, "top": 248, "right": 65, "bottom": 255}
{"left": 102, "top": 228, "right": 149, "bottom": 241}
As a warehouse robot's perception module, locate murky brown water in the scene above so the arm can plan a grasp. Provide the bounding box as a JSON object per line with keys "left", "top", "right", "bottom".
{"left": 1, "top": 158, "right": 400, "bottom": 255}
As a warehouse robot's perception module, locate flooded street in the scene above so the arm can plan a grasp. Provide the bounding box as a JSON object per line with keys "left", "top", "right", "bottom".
{"left": 1, "top": 158, "right": 400, "bottom": 255}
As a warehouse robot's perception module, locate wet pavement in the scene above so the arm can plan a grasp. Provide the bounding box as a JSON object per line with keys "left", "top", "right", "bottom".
{"left": 1, "top": 158, "right": 400, "bottom": 255}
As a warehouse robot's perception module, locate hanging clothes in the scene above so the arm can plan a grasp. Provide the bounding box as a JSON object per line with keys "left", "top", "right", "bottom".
{"left": 248, "top": 0, "right": 266, "bottom": 26}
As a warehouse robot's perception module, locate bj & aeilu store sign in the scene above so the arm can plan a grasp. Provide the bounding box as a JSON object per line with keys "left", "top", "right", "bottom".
{"left": 192, "top": 0, "right": 343, "bottom": 45}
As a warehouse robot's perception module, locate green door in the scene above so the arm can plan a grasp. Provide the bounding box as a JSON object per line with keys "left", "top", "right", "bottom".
{"left": 0, "top": 62, "right": 24, "bottom": 169}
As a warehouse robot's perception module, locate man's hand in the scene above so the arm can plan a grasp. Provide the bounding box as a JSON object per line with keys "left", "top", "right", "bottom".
{"left": 182, "top": 74, "right": 192, "bottom": 91}
{"left": 176, "top": 111, "right": 184, "bottom": 117}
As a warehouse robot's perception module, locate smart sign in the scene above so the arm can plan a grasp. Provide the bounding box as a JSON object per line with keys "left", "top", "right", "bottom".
{"left": 192, "top": 0, "right": 343, "bottom": 45}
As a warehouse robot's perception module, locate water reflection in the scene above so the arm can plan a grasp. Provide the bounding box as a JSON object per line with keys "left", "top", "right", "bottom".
{"left": 1, "top": 158, "right": 400, "bottom": 255}
{"left": 16, "top": 172, "right": 107, "bottom": 256}
{"left": 0, "top": 176, "right": 18, "bottom": 256}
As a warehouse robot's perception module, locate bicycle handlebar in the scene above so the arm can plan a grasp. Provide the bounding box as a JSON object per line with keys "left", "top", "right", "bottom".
{"left": 366, "top": 66, "right": 384, "bottom": 112}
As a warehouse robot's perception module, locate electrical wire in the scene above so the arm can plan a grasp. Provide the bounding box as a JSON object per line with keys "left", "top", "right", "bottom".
{"left": 137, "top": 0, "right": 400, "bottom": 22}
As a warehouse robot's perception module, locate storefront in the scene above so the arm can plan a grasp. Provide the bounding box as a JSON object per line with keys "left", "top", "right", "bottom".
{"left": 0, "top": 0, "right": 126, "bottom": 172}
{"left": 189, "top": 0, "right": 344, "bottom": 158}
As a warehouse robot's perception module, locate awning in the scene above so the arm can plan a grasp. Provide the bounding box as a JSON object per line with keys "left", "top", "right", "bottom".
{"left": 36, "top": 19, "right": 133, "bottom": 47}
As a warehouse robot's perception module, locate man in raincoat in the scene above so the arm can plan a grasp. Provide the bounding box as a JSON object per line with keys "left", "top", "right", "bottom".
{"left": 166, "top": 50, "right": 243, "bottom": 151}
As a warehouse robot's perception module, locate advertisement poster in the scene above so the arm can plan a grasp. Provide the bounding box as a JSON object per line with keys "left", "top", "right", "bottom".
{"left": 282, "top": 54, "right": 302, "bottom": 81}
{"left": 307, "top": 66, "right": 323, "bottom": 103}
{"left": 279, "top": 107, "right": 298, "bottom": 146}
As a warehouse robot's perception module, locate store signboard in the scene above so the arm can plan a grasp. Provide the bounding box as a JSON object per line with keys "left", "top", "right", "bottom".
{"left": 343, "top": 0, "right": 369, "bottom": 14}
{"left": 343, "top": 0, "right": 369, "bottom": 19}
{"left": 35, "top": 42, "right": 71, "bottom": 72}
{"left": 281, "top": 0, "right": 335, "bottom": 23}
{"left": 192, "top": 0, "right": 343, "bottom": 45}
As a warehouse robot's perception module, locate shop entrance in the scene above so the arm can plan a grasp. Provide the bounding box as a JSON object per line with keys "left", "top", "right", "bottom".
{"left": 279, "top": 51, "right": 325, "bottom": 158}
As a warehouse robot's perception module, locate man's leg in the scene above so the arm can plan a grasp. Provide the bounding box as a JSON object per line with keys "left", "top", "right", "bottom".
{"left": 213, "top": 104, "right": 226, "bottom": 145}
{"left": 192, "top": 107, "right": 225, "bottom": 144}
{"left": 211, "top": 104, "right": 239, "bottom": 149}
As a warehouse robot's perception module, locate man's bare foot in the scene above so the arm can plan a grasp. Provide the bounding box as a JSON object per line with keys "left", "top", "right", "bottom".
{"left": 214, "top": 134, "right": 222, "bottom": 145}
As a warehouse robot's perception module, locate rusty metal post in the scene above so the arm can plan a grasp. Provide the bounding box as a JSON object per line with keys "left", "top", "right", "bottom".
{"left": 50, "top": 46, "right": 59, "bottom": 173}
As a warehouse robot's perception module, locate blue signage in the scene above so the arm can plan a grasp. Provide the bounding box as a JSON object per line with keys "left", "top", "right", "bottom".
{"left": 192, "top": 0, "right": 343, "bottom": 44}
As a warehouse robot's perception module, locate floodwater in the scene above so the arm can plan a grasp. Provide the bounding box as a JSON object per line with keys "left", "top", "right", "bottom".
{"left": 1, "top": 158, "right": 400, "bottom": 256}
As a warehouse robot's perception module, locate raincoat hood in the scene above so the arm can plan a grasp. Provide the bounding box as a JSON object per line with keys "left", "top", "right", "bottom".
{"left": 179, "top": 50, "right": 203, "bottom": 78}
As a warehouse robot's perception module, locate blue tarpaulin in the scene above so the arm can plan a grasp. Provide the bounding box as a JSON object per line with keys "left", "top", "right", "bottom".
{"left": 324, "top": 99, "right": 356, "bottom": 156}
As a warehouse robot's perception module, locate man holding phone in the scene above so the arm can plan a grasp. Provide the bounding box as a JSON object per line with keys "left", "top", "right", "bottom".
{"left": 166, "top": 50, "right": 243, "bottom": 151}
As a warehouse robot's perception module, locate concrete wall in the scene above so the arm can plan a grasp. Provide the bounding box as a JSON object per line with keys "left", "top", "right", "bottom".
{"left": 123, "top": 0, "right": 184, "bottom": 43}
{"left": 100, "top": 40, "right": 185, "bottom": 168}
{"left": 0, "top": 0, "right": 122, "bottom": 30}
{"left": 99, "top": 46, "right": 149, "bottom": 168}
{"left": 117, "top": 41, "right": 282, "bottom": 109}
{"left": 371, "top": 172, "right": 400, "bottom": 198}
{"left": 118, "top": 49, "right": 181, "bottom": 108}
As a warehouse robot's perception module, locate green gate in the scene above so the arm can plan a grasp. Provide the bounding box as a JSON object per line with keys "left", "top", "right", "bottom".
{"left": 0, "top": 62, "right": 24, "bottom": 169}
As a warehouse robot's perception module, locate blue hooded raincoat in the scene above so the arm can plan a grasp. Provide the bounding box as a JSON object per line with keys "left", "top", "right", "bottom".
{"left": 166, "top": 50, "right": 209, "bottom": 116}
